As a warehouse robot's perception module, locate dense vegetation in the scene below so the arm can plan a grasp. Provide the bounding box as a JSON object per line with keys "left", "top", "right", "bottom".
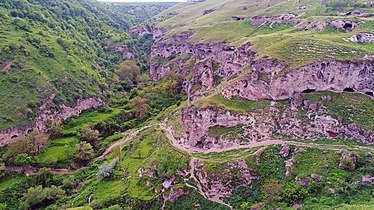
{"left": 0, "top": 0, "right": 373, "bottom": 209}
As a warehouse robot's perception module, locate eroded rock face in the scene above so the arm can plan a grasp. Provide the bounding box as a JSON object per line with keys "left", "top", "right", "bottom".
{"left": 150, "top": 42, "right": 254, "bottom": 82}
{"left": 164, "top": 187, "right": 190, "bottom": 203}
{"left": 173, "top": 95, "right": 374, "bottom": 150}
{"left": 222, "top": 60, "right": 374, "bottom": 101}
{"left": 250, "top": 13, "right": 298, "bottom": 26}
{"left": 296, "top": 19, "right": 358, "bottom": 32}
{"left": 195, "top": 160, "right": 257, "bottom": 201}
{"left": 179, "top": 107, "right": 272, "bottom": 149}
{"left": 0, "top": 95, "right": 103, "bottom": 146}
{"left": 346, "top": 33, "right": 374, "bottom": 43}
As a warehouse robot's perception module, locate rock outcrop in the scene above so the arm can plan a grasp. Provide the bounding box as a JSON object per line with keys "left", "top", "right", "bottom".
{"left": 346, "top": 32, "right": 374, "bottom": 43}
{"left": 296, "top": 19, "right": 358, "bottom": 32}
{"left": 0, "top": 94, "right": 103, "bottom": 146}
{"left": 338, "top": 149, "right": 358, "bottom": 171}
{"left": 222, "top": 60, "right": 374, "bottom": 101}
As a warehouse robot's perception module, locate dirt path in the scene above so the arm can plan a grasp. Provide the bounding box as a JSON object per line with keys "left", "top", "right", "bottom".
{"left": 3, "top": 121, "right": 374, "bottom": 207}
{"left": 2, "top": 124, "right": 157, "bottom": 176}
{"left": 4, "top": 122, "right": 372, "bottom": 176}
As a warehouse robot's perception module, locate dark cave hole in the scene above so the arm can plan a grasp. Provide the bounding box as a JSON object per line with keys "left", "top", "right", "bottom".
{"left": 343, "top": 88, "right": 354, "bottom": 92}
{"left": 11, "top": 135, "right": 18, "bottom": 139}
{"left": 302, "top": 89, "right": 316, "bottom": 93}
{"left": 343, "top": 23, "right": 353, "bottom": 29}
{"left": 365, "top": 92, "right": 373, "bottom": 96}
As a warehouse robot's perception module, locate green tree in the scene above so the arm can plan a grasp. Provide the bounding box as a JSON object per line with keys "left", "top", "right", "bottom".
{"left": 116, "top": 60, "right": 140, "bottom": 81}
{"left": 4, "top": 131, "right": 49, "bottom": 160}
{"left": 78, "top": 125, "right": 101, "bottom": 144}
{"left": 129, "top": 96, "right": 149, "bottom": 119}
{"left": 20, "top": 185, "right": 65, "bottom": 209}
{"left": 75, "top": 141, "right": 94, "bottom": 162}
{"left": 49, "top": 121, "right": 64, "bottom": 137}
{"left": 97, "top": 157, "right": 119, "bottom": 180}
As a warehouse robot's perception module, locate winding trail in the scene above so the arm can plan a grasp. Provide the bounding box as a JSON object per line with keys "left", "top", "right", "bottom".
{"left": 2, "top": 122, "right": 374, "bottom": 206}
{"left": 2, "top": 124, "right": 157, "bottom": 176}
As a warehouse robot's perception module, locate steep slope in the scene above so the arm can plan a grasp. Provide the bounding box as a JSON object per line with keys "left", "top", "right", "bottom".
{"left": 0, "top": 0, "right": 176, "bottom": 145}
{"left": 149, "top": 0, "right": 374, "bottom": 149}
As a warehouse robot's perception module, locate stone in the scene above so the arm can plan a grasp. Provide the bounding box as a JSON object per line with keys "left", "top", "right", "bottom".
{"left": 203, "top": 9, "right": 215, "bottom": 15}
{"left": 296, "top": 177, "right": 310, "bottom": 187}
{"left": 279, "top": 144, "right": 290, "bottom": 158}
{"left": 323, "top": 164, "right": 329, "bottom": 170}
{"left": 293, "top": 204, "right": 302, "bottom": 209}
{"left": 330, "top": 19, "right": 357, "bottom": 32}
{"left": 328, "top": 188, "right": 336, "bottom": 193}
{"left": 361, "top": 175, "right": 374, "bottom": 187}
{"left": 311, "top": 174, "right": 323, "bottom": 181}
{"left": 338, "top": 150, "right": 358, "bottom": 171}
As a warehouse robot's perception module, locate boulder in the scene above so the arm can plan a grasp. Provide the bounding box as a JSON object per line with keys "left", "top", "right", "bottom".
{"left": 361, "top": 175, "right": 374, "bottom": 187}
{"left": 338, "top": 150, "right": 358, "bottom": 171}
{"left": 279, "top": 144, "right": 290, "bottom": 158}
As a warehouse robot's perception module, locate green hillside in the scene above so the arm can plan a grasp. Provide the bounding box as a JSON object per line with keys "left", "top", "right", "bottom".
{"left": 0, "top": 0, "right": 373, "bottom": 210}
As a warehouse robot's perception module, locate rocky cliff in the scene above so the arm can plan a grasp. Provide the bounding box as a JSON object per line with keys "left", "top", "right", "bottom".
{"left": 0, "top": 95, "right": 103, "bottom": 146}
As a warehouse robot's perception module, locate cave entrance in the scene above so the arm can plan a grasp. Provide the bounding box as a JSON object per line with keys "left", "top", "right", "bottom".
{"left": 365, "top": 92, "right": 373, "bottom": 97}
{"left": 343, "top": 88, "right": 354, "bottom": 92}
{"left": 343, "top": 23, "right": 353, "bottom": 29}
{"left": 302, "top": 89, "right": 316, "bottom": 93}
{"left": 11, "top": 135, "right": 18, "bottom": 139}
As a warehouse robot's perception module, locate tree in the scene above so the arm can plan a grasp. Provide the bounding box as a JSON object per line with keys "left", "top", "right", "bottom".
{"left": 28, "top": 131, "right": 49, "bottom": 155}
{"left": 129, "top": 96, "right": 149, "bottom": 119}
{"left": 74, "top": 141, "right": 94, "bottom": 162}
{"left": 49, "top": 121, "right": 64, "bottom": 137}
{"left": 20, "top": 185, "right": 65, "bottom": 209}
{"left": 4, "top": 131, "right": 49, "bottom": 160}
{"left": 97, "top": 157, "right": 119, "bottom": 180}
{"left": 116, "top": 60, "right": 140, "bottom": 81}
{"left": 77, "top": 125, "right": 101, "bottom": 144}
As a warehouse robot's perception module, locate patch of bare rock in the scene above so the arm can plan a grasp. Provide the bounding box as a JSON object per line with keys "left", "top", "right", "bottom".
{"left": 0, "top": 94, "right": 103, "bottom": 146}
{"left": 345, "top": 32, "right": 374, "bottom": 43}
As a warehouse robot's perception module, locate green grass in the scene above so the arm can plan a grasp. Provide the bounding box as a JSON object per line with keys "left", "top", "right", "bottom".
{"left": 207, "top": 125, "right": 245, "bottom": 141}
{"left": 63, "top": 108, "right": 121, "bottom": 133}
{"left": 114, "top": 129, "right": 190, "bottom": 200}
{"left": 66, "top": 207, "right": 92, "bottom": 210}
{"left": 36, "top": 136, "right": 79, "bottom": 166}
{"left": 193, "top": 94, "right": 270, "bottom": 113}
{"left": 0, "top": 175, "right": 27, "bottom": 192}
{"left": 94, "top": 179, "right": 126, "bottom": 200}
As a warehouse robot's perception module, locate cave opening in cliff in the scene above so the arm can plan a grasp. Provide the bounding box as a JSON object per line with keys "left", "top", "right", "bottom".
{"left": 343, "top": 88, "right": 354, "bottom": 92}
{"left": 365, "top": 92, "right": 373, "bottom": 96}
{"left": 343, "top": 23, "right": 353, "bottom": 29}
{"left": 11, "top": 135, "right": 18, "bottom": 139}
{"left": 302, "top": 89, "right": 316, "bottom": 93}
